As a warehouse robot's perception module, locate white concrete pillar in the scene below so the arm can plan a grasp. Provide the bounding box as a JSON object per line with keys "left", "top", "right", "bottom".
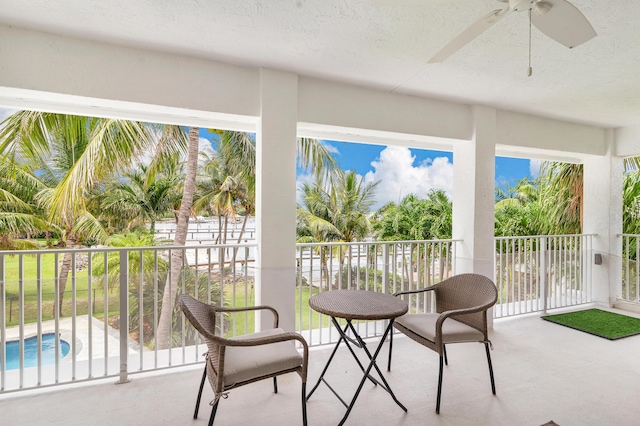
{"left": 255, "top": 69, "right": 298, "bottom": 332}
{"left": 583, "top": 129, "right": 623, "bottom": 307}
{"left": 452, "top": 106, "right": 496, "bottom": 279}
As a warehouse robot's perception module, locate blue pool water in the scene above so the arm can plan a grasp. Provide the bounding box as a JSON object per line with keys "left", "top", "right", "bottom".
{"left": 5, "top": 333, "right": 70, "bottom": 370}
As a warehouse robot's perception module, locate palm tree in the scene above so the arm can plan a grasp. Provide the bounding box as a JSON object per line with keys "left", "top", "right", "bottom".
{"left": 194, "top": 131, "right": 255, "bottom": 244}
{"left": 297, "top": 170, "right": 379, "bottom": 288}
{"left": 538, "top": 162, "right": 583, "bottom": 234}
{"left": 371, "top": 191, "right": 453, "bottom": 282}
{"left": 297, "top": 171, "right": 377, "bottom": 244}
{"left": 494, "top": 177, "right": 543, "bottom": 237}
{"left": 623, "top": 170, "right": 640, "bottom": 235}
{"left": 0, "top": 111, "right": 155, "bottom": 315}
{"left": 98, "top": 161, "right": 183, "bottom": 233}
{"left": 495, "top": 177, "right": 538, "bottom": 209}
{"left": 0, "top": 158, "right": 52, "bottom": 249}
{"left": 155, "top": 126, "right": 199, "bottom": 349}
{"left": 372, "top": 190, "right": 452, "bottom": 241}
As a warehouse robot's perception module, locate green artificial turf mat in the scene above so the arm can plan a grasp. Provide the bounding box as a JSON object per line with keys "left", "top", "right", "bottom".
{"left": 541, "top": 308, "right": 640, "bottom": 340}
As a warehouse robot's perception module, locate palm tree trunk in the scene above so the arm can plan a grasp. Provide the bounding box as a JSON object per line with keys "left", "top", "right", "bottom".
{"left": 222, "top": 215, "right": 229, "bottom": 244}
{"left": 55, "top": 236, "right": 77, "bottom": 317}
{"left": 156, "top": 127, "right": 199, "bottom": 350}
{"left": 231, "top": 214, "right": 250, "bottom": 267}
{"left": 216, "top": 213, "right": 223, "bottom": 244}
{"left": 236, "top": 214, "right": 249, "bottom": 244}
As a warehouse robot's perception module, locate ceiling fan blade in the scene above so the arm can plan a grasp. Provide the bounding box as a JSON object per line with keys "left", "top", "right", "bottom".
{"left": 428, "top": 6, "right": 511, "bottom": 63}
{"left": 531, "top": 0, "right": 596, "bottom": 48}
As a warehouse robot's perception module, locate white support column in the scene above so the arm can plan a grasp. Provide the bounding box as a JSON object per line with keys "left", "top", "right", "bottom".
{"left": 452, "top": 106, "right": 496, "bottom": 279}
{"left": 583, "top": 129, "right": 623, "bottom": 307}
{"left": 255, "top": 69, "right": 298, "bottom": 332}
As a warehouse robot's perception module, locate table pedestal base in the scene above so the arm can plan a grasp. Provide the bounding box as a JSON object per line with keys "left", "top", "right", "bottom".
{"left": 307, "top": 318, "right": 407, "bottom": 425}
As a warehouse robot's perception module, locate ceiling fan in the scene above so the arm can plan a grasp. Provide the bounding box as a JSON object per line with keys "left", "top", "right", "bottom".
{"left": 429, "top": 0, "right": 597, "bottom": 65}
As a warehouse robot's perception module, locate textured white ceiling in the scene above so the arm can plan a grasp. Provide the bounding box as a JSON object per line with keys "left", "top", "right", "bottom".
{"left": 1, "top": 0, "right": 639, "bottom": 128}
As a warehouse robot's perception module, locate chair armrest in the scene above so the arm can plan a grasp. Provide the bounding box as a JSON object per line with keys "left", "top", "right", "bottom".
{"left": 224, "top": 331, "right": 307, "bottom": 348}
{"left": 437, "top": 302, "right": 493, "bottom": 322}
{"left": 216, "top": 305, "right": 279, "bottom": 328}
{"left": 433, "top": 302, "right": 495, "bottom": 347}
{"left": 393, "top": 285, "right": 437, "bottom": 297}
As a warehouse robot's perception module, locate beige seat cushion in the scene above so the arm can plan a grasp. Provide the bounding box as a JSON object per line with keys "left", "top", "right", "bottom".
{"left": 395, "top": 313, "right": 484, "bottom": 344}
{"left": 222, "top": 328, "right": 303, "bottom": 387}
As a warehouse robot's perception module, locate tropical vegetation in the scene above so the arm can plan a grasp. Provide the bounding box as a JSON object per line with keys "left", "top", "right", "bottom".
{"left": 2, "top": 108, "right": 640, "bottom": 345}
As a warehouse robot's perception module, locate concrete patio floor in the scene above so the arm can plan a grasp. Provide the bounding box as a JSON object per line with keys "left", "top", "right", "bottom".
{"left": 2, "top": 307, "right": 639, "bottom": 426}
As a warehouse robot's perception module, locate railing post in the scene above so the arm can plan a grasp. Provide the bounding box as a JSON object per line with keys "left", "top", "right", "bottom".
{"left": 541, "top": 237, "right": 547, "bottom": 315}
{"left": 0, "top": 253, "right": 5, "bottom": 391}
{"left": 117, "top": 249, "right": 130, "bottom": 384}
{"left": 382, "top": 243, "right": 390, "bottom": 295}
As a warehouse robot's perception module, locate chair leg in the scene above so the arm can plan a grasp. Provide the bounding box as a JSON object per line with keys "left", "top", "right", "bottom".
{"left": 273, "top": 377, "right": 278, "bottom": 394}
{"left": 387, "top": 328, "right": 393, "bottom": 372}
{"left": 194, "top": 366, "right": 207, "bottom": 419}
{"left": 443, "top": 344, "right": 448, "bottom": 366}
{"left": 436, "top": 355, "right": 444, "bottom": 414}
{"left": 485, "top": 342, "right": 496, "bottom": 395}
{"left": 208, "top": 398, "right": 220, "bottom": 426}
{"left": 301, "top": 382, "right": 308, "bottom": 426}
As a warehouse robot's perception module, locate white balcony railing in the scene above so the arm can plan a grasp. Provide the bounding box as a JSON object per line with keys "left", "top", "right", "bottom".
{"left": 0, "top": 243, "right": 256, "bottom": 393}
{"left": 494, "top": 234, "right": 593, "bottom": 318}
{"left": 295, "top": 240, "right": 457, "bottom": 346}
{"left": 621, "top": 234, "right": 640, "bottom": 303}
{"left": 1, "top": 235, "right": 597, "bottom": 394}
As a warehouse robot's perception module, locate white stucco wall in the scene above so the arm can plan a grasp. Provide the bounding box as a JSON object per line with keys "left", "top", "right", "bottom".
{"left": 1, "top": 24, "right": 612, "bottom": 156}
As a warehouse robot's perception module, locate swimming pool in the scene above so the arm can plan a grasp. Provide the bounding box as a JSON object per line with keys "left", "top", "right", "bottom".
{"left": 5, "top": 333, "right": 71, "bottom": 370}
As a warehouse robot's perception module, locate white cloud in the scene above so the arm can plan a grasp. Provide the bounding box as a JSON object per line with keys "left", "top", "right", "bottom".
{"left": 362, "top": 146, "right": 453, "bottom": 210}
{"left": 198, "top": 137, "right": 215, "bottom": 158}
{"left": 296, "top": 172, "right": 315, "bottom": 205}
{"left": 321, "top": 141, "right": 339, "bottom": 155}
{"left": 529, "top": 159, "right": 541, "bottom": 178}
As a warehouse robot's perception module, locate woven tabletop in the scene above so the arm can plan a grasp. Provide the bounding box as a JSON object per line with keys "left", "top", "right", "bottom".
{"left": 309, "top": 290, "right": 408, "bottom": 320}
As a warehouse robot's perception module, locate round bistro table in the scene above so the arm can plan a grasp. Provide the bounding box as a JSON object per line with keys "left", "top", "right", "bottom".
{"left": 306, "top": 290, "right": 408, "bottom": 425}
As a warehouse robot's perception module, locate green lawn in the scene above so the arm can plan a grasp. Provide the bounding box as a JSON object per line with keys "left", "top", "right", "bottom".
{"left": 222, "top": 283, "right": 330, "bottom": 337}
{"left": 2, "top": 253, "right": 329, "bottom": 336}
{"left": 2, "top": 253, "right": 119, "bottom": 326}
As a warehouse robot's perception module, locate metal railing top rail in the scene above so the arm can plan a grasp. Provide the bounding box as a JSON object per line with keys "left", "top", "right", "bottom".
{"left": 495, "top": 234, "right": 596, "bottom": 240}
{"left": 295, "top": 239, "right": 459, "bottom": 248}
{"left": 0, "top": 242, "right": 258, "bottom": 256}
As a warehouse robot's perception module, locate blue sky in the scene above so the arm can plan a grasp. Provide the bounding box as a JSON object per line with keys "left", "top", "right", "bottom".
{"left": 297, "top": 140, "right": 538, "bottom": 209}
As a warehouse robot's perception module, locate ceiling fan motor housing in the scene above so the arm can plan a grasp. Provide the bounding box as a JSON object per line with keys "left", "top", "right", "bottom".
{"left": 509, "top": 0, "right": 538, "bottom": 12}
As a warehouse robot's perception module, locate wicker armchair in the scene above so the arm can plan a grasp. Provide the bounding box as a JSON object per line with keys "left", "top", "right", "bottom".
{"left": 387, "top": 273, "right": 498, "bottom": 414}
{"left": 179, "top": 294, "right": 308, "bottom": 426}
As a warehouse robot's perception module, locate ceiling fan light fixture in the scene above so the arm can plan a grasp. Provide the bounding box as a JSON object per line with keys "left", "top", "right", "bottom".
{"left": 510, "top": 0, "right": 536, "bottom": 12}
{"left": 535, "top": 2, "right": 552, "bottom": 16}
